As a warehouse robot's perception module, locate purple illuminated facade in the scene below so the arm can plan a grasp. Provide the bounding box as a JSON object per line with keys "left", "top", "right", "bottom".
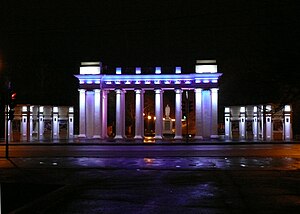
{"left": 75, "top": 60, "right": 222, "bottom": 140}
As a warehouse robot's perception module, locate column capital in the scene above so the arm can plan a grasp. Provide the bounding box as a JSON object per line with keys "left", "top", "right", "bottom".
{"left": 93, "top": 89, "right": 101, "bottom": 92}
{"left": 174, "top": 89, "right": 183, "bottom": 94}
{"left": 78, "top": 89, "right": 86, "bottom": 93}
{"left": 210, "top": 88, "right": 219, "bottom": 93}
{"left": 134, "top": 89, "right": 145, "bottom": 94}
{"left": 194, "top": 88, "right": 202, "bottom": 93}
{"left": 154, "top": 88, "right": 163, "bottom": 94}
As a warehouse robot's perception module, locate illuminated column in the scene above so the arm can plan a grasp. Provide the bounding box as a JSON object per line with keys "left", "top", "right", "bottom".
{"left": 141, "top": 89, "right": 145, "bottom": 138}
{"left": 202, "top": 90, "right": 212, "bottom": 139}
{"left": 253, "top": 106, "right": 259, "bottom": 140}
{"left": 266, "top": 105, "right": 272, "bottom": 141}
{"left": 78, "top": 89, "right": 86, "bottom": 138}
{"left": 29, "top": 106, "right": 33, "bottom": 141}
{"left": 154, "top": 89, "right": 163, "bottom": 139}
{"left": 224, "top": 107, "right": 231, "bottom": 140}
{"left": 86, "top": 91, "right": 95, "bottom": 138}
{"left": 239, "top": 107, "right": 246, "bottom": 140}
{"left": 38, "top": 106, "right": 44, "bottom": 140}
{"left": 194, "top": 88, "right": 203, "bottom": 139}
{"left": 134, "top": 89, "right": 144, "bottom": 139}
{"left": 101, "top": 90, "right": 108, "bottom": 138}
{"left": 211, "top": 88, "right": 219, "bottom": 138}
{"left": 121, "top": 90, "right": 126, "bottom": 138}
{"left": 68, "top": 107, "right": 74, "bottom": 139}
{"left": 52, "top": 106, "right": 59, "bottom": 139}
{"left": 284, "top": 105, "right": 292, "bottom": 140}
{"left": 93, "top": 89, "right": 101, "bottom": 138}
{"left": 174, "top": 89, "right": 183, "bottom": 139}
{"left": 21, "top": 106, "right": 27, "bottom": 140}
{"left": 115, "top": 89, "right": 124, "bottom": 139}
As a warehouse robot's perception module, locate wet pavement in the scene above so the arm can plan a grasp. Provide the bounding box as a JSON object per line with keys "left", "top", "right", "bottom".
{"left": 1, "top": 144, "right": 300, "bottom": 213}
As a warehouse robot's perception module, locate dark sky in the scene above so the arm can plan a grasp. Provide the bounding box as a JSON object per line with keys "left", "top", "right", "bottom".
{"left": 0, "top": 0, "right": 299, "bottom": 107}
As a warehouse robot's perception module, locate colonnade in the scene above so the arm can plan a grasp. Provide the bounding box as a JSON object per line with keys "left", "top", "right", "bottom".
{"left": 76, "top": 60, "right": 222, "bottom": 141}
{"left": 78, "top": 87, "right": 219, "bottom": 140}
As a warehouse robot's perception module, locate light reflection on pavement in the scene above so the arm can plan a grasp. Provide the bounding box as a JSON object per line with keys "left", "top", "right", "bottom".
{"left": 6, "top": 157, "right": 300, "bottom": 170}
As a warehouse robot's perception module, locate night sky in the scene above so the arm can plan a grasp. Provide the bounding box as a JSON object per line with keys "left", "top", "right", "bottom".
{"left": 0, "top": 1, "right": 299, "bottom": 114}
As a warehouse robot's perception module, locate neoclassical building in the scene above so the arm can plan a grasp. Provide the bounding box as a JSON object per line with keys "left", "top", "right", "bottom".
{"left": 5, "top": 105, "right": 74, "bottom": 141}
{"left": 224, "top": 105, "right": 292, "bottom": 141}
{"left": 75, "top": 60, "right": 222, "bottom": 140}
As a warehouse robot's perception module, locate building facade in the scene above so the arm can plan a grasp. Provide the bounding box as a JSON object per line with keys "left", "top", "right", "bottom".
{"left": 75, "top": 60, "right": 222, "bottom": 140}
{"left": 224, "top": 105, "right": 292, "bottom": 141}
{"left": 5, "top": 105, "right": 74, "bottom": 141}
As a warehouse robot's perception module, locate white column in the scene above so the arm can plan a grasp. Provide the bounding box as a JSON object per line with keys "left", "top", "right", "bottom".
{"left": 211, "top": 88, "right": 219, "bottom": 138}
{"left": 154, "top": 89, "right": 163, "bottom": 139}
{"left": 266, "top": 105, "right": 272, "bottom": 141}
{"left": 29, "top": 106, "right": 33, "bottom": 140}
{"left": 134, "top": 89, "right": 143, "bottom": 139}
{"left": 253, "top": 106, "right": 259, "bottom": 140}
{"left": 93, "top": 89, "right": 101, "bottom": 138}
{"left": 78, "top": 89, "right": 86, "bottom": 138}
{"left": 202, "top": 90, "right": 212, "bottom": 139}
{"left": 86, "top": 91, "right": 95, "bottom": 138}
{"left": 52, "top": 106, "right": 59, "bottom": 139}
{"left": 68, "top": 107, "right": 74, "bottom": 139}
{"left": 141, "top": 90, "right": 145, "bottom": 138}
{"left": 239, "top": 107, "right": 246, "bottom": 140}
{"left": 284, "top": 105, "right": 292, "bottom": 140}
{"left": 115, "top": 89, "right": 124, "bottom": 139}
{"left": 38, "top": 106, "right": 44, "bottom": 140}
{"left": 21, "top": 105, "right": 27, "bottom": 140}
{"left": 174, "top": 89, "right": 182, "bottom": 139}
{"left": 194, "top": 88, "right": 203, "bottom": 139}
{"left": 101, "top": 90, "right": 108, "bottom": 138}
{"left": 224, "top": 107, "right": 231, "bottom": 140}
{"left": 121, "top": 90, "right": 126, "bottom": 138}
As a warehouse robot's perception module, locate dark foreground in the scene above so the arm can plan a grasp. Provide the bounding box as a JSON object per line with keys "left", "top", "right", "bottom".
{"left": 1, "top": 143, "right": 300, "bottom": 213}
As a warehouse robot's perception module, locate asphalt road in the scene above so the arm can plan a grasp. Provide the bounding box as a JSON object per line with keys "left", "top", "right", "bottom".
{"left": 1, "top": 143, "right": 300, "bottom": 213}
{"left": 1, "top": 143, "right": 300, "bottom": 158}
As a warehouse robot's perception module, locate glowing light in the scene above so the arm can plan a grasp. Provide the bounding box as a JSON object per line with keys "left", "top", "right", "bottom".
{"left": 154, "top": 116, "right": 156, "bottom": 120}
{"left": 95, "top": 80, "right": 100, "bottom": 84}
{"left": 53, "top": 107, "right": 58, "bottom": 113}
{"left": 87, "top": 80, "right": 93, "bottom": 84}
{"left": 195, "top": 64, "right": 217, "bottom": 73}
{"left": 80, "top": 66, "right": 100, "bottom": 75}
{"left": 135, "top": 67, "right": 141, "bottom": 74}
{"left": 106, "top": 81, "right": 112, "bottom": 84}
{"left": 164, "top": 80, "right": 170, "bottom": 84}
{"left": 203, "top": 80, "right": 209, "bottom": 83}
{"left": 185, "top": 80, "right": 191, "bottom": 84}
{"left": 154, "top": 80, "right": 160, "bottom": 84}
{"left": 148, "top": 115, "right": 152, "bottom": 120}
{"left": 135, "top": 81, "right": 141, "bottom": 84}
{"left": 175, "top": 80, "right": 181, "bottom": 84}
{"left": 212, "top": 80, "right": 218, "bottom": 83}
{"left": 39, "top": 106, "right": 44, "bottom": 113}
{"left": 145, "top": 80, "right": 151, "bottom": 84}
{"left": 69, "top": 107, "right": 74, "bottom": 113}
{"left": 22, "top": 106, "right": 27, "bottom": 112}
{"left": 195, "top": 79, "right": 201, "bottom": 83}
{"left": 80, "top": 80, "right": 85, "bottom": 84}
{"left": 225, "top": 107, "right": 230, "bottom": 113}
{"left": 240, "top": 107, "right": 245, "bottom": 113}
{"left": 155, "top": 67, "right": 161, "bottom": 74}
{"left": 116, "top": 67, "right": 122, "bottom": 74}
{"left": 175, "top": 67, "right": 181, "bottom": 74}
{"left": 125, "top": 80, "right": 131, "bottom": 84}
{"left": 115, "top": 81, "right": 121, "bottom": 84}
{"left": 284, "top": 105, "right": 291, "bottom": 112}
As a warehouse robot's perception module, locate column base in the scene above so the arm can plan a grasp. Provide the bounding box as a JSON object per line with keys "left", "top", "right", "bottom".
{"left": 210, "top": 135, "right": 219, "bottom": 139}
{"left": 114, "top": 135, "right": 123, "bottom": 140}
{"left": 194, "top": 136, "right": 203, "bottom": 140}
{"left": 78, "top": 134, "right": 86, "bottom": 138}
{"left": 174, "top": 136, "right": 183, "bottom": 140}
{"left": 154, "top": 135, "right": 163, "bottom": 140}
{"left": 134, "top": 135, "right": 143, "bottom": 140}
{"left": 93, "top": 135, "right": 102, "bottom": 139}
